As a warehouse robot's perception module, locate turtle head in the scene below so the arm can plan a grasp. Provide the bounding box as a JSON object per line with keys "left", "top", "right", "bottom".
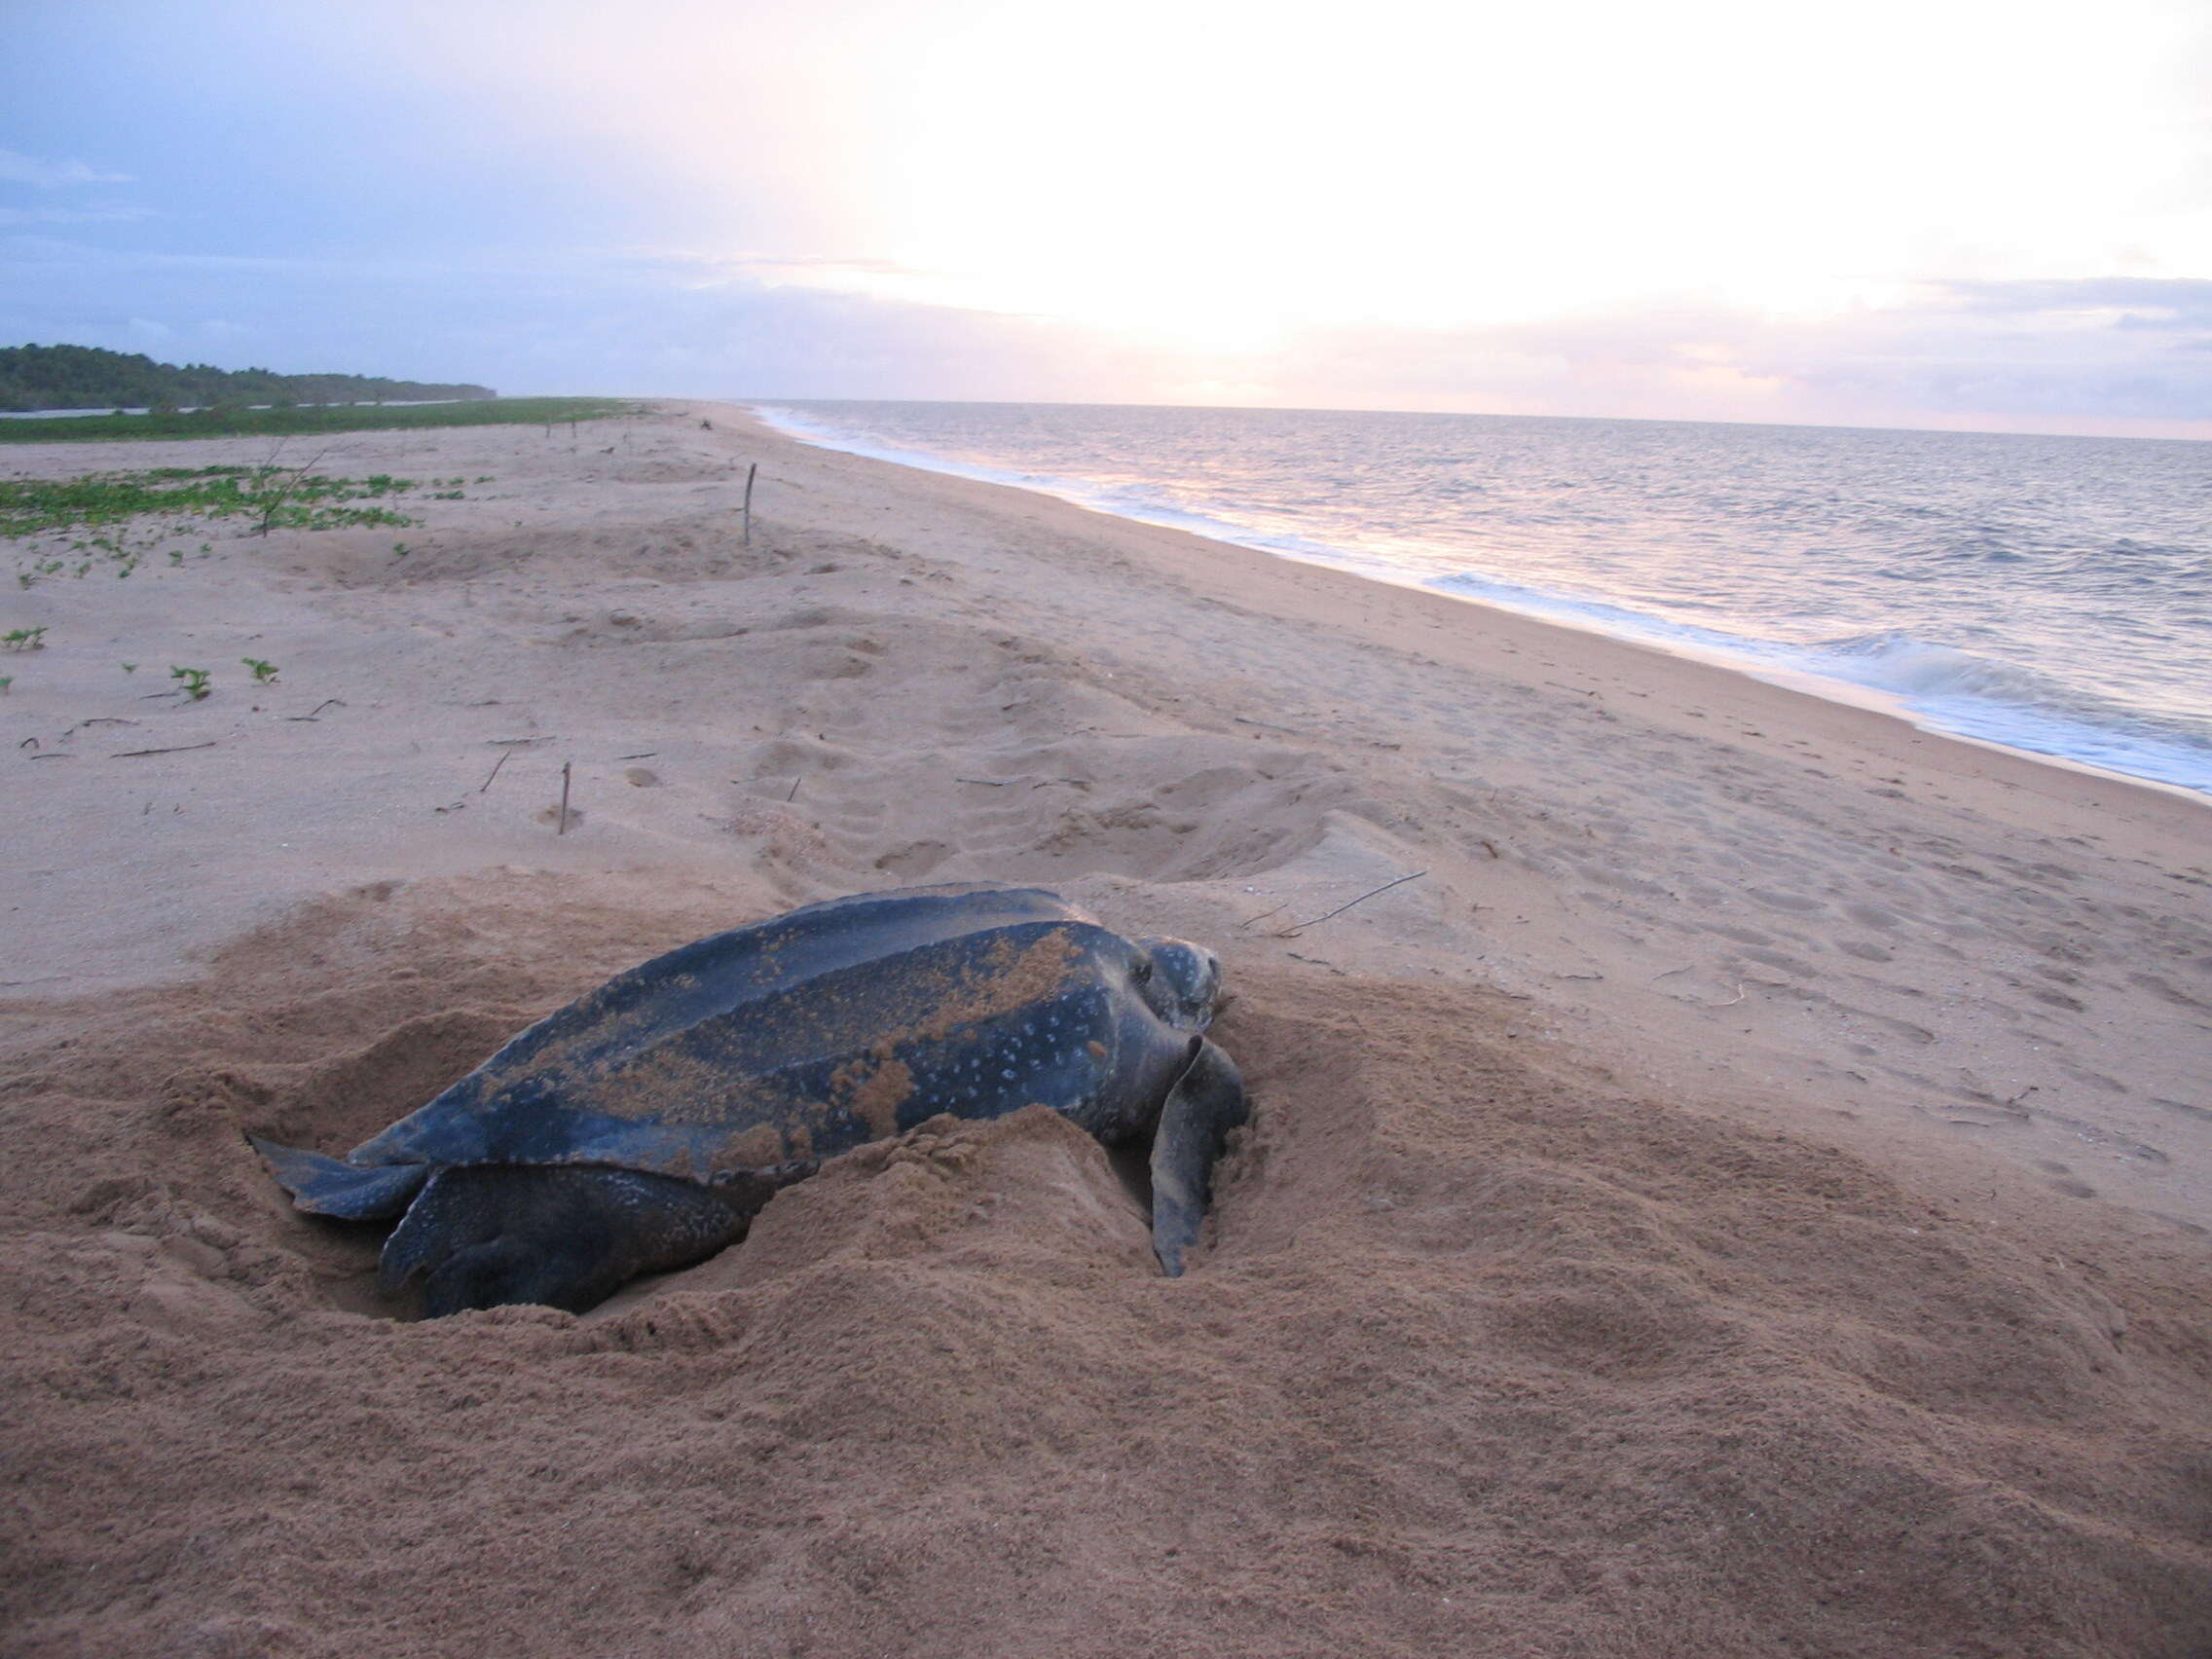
{"left": 1133, "top": 938, "right": 1225, "bottom": 1031}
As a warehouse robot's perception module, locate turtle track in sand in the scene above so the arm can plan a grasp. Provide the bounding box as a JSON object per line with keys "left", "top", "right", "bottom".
{"left": 696, "top": 611, "right": 1379, "bottom": 898}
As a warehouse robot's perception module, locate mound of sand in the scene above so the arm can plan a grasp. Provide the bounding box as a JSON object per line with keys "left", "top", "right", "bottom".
{"left": 6, "top": 874, "right": 2209, "bottom": 1658}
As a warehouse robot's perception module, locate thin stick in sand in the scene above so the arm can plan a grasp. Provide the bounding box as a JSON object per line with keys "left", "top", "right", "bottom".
{"left": 1272, "top": 870, "right": 1427, "bottom": 937}
{"left": 557, "top": 761, "right": 572, "bottom": 834}
{"left": 110, "top": 741, "right": 220, "bottom": 759}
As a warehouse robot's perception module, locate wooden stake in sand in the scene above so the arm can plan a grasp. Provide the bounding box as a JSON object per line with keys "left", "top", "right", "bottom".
{"left": 742, "top": 462, "right": 758, "bottom": 547}
{"left": 557, "top": 760, "right": 572, "bottom": 834}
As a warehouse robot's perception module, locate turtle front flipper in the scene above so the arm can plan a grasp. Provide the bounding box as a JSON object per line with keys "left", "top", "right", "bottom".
{"left": 1146, "top": 1038, "right": 1248, "bottom": 1277}
{"left": 380, "top": 1164, "right": 790, "bottom": 1317}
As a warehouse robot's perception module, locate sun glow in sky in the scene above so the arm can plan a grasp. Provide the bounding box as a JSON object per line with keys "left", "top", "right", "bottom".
{"left": 5, "top": 0, "right": 2209, "bottom": 434}
{"left": 393, "top": 0, "right": 2209, "bottom": 336}
{"left": 802, "top": 0, "right": 2205, "bottom": 339}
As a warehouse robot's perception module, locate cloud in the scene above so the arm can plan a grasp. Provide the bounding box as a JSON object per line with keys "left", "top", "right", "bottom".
{"left": 1737, "top": 280, "right": 2212, "bottom": 426}
{"left": 0, "top": 205, "right": 153, "bottom": 227}
{"left": 689, "top": 254, "right": 936, "bottom": 280}
{"left": 1930, "top": 276, "right": 2212, "bottom": 324}
{"left": 0, "top": 147, "right": 132, "bottom": 188}
{"left": 1251, "top": 279, "right": 2212, "bottom": 435}
{"left": 0, "top": 236, "right": 1120, "bottom": 400}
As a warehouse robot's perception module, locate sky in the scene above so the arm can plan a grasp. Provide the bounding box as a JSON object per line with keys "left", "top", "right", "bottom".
{"left": 4, "top": 0, "right": 2208, "bottom": 437}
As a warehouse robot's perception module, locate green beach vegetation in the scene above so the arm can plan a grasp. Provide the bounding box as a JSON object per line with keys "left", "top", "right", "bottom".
{"left": 0, "top": 394, "right": 633, "bottom": 445}
{"left": 0, "top": 360, "right": 628, "bottom": 696}
{"left": 0, "top": 465, "right": 421, "bottom": 538}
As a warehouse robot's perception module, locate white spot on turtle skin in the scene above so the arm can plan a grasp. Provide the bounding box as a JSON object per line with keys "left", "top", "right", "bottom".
{"left": 1002, "top": 1068, "right": 1016, "bottom": 1081}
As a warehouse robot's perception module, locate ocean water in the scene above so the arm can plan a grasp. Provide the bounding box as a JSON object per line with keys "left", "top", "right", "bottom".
{"left": 752, "top": 400, "right": 2212, "bottom": 798}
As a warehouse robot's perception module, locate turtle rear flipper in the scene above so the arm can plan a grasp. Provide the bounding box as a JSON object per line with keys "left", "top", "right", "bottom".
{"left": 250, "top": 1136, "right": 429, "bottom": 1219}
{"left": 380, "top": 1165, "right": 777, "bottom": 1316}
{"left": 1147, "top": 1038, "right": 1247, "bottom": 1277}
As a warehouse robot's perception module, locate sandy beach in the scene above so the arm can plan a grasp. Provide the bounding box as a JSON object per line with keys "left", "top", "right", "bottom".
{"left": 4, "top": 402, "right": 2208, "bottom": 1656}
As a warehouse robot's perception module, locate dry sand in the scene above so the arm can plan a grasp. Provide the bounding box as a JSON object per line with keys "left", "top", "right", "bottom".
{"left": 3, "top": 404, "right": 2208, "bottom": 1657}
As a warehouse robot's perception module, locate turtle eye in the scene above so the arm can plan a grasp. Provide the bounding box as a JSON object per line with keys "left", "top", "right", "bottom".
{"left": 1131, "top": 959, "right": 1154, "bottom": 983}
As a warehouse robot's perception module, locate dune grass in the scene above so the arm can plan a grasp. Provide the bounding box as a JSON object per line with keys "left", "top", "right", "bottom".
{"left": 0, "top": 395, "right": 634, "bottom": 445}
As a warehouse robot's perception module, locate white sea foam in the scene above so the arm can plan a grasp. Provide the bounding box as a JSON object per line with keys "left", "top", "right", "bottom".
{"left": 752, "top": 401, "right": 2212, "bottom": 797}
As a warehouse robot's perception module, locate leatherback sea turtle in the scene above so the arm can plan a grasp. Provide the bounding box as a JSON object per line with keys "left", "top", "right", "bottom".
{"left": 253, "top": 885, "right": 1247, "bottom": 1317}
